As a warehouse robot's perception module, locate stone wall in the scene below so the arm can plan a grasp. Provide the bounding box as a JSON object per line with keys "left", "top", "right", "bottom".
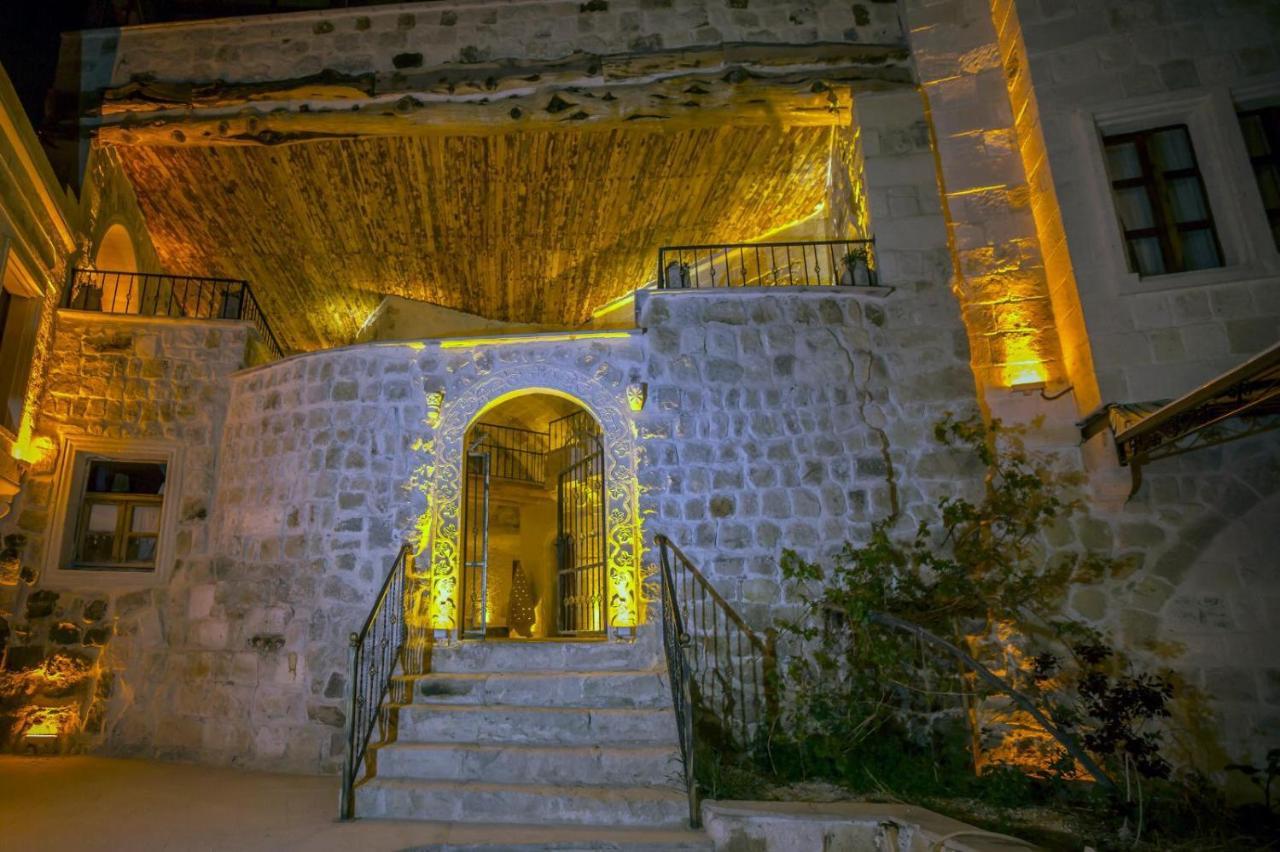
{"left": 1009, "top": 0, "right": 1280, "bottom": 403}
{"left": 0, "top": 311, "right": 251, "bottom": 754}
{"left": 73, "top": 0, "right": 903, "bottom": 91}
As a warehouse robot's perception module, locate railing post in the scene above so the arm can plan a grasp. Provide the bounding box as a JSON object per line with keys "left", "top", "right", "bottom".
{"left": 339, "top": 631, "right": 359, "bottom": 821}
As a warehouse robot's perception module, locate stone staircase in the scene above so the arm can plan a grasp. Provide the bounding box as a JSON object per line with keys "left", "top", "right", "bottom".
{"left": 354, "top": 638, "right": 709, "bottom": 848}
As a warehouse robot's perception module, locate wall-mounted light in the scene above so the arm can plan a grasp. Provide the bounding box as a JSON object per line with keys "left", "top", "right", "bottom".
{"left": 626, "top": 382, "right": 647, "bottom": 412}
{"left": 1010, "top": 379, "right": 1046, "bottom": 395}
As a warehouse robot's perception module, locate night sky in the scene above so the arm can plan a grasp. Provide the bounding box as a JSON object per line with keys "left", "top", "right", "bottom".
{"left": 0, "top": 2, "right": 92, "bottom": 126}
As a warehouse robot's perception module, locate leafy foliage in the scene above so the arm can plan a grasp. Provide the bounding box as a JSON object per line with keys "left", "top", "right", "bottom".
{"left": 770, "top": 415, "right": 1174, "bottom": 793}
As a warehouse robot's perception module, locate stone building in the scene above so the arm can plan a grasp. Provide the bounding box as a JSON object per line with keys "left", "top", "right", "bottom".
{"left": 0, "top": 0, "right": 1277, "bottom": 830}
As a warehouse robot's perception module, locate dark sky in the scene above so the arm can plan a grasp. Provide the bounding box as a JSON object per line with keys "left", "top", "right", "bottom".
{"left": 0, "top": 2, "right": 93, "bottom": 126}
{"left": 0, "top": 2, "right": 404, "bottom": 127}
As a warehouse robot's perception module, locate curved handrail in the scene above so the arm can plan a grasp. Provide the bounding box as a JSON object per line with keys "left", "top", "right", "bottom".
{"left": 339, "top": 543, "right": 414, "bottom": 820}
{"left": 655, "top": 533, "right": 777, "bottom": 828}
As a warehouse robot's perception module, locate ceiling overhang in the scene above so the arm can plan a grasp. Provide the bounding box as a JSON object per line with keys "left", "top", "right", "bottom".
{"left": 90, "top": 42, "right": 911, "bottom": 146}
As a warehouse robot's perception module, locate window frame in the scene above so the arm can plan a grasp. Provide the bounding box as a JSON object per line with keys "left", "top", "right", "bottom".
{"left": 71, "top": 462, "right": 167, "bottom": 570}
{"left": 1237, "top": 104, "right": 1280, "bottom": 252}
{"left": 1101, "top": 124, "right": 1224, "bottom": 277}
{"left": 42, "top": 436, "right": 184, "bottom": 590}
{"left": 1072, "top": 87, "right": 1280, "bottom": 297}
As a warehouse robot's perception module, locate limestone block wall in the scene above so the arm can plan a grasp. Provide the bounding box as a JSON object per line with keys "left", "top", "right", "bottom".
{"left": 1008, "top": 0, "right": 1280, "bottom": 403}
{"left": 0, "top": 312, "right": 250, "bottom": 754}
{"left": 72, "top": 0, "right": 904, "bottom": 91}
{"left": 1079, "top": 428, "right": 1280, "bottom": 771}
{"left": 634, "top": 86, "right": 983, "bottom": 625}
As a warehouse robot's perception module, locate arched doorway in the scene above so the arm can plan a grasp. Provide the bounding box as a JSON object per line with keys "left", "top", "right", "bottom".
{"left": 93, "top": 223, "right": 138, "bottom": 273}
{"left": 460, "top": 392, "right": 606, "bottom": 639}
{"left": 417, "top": 360, "right": 641, "bottom": 642}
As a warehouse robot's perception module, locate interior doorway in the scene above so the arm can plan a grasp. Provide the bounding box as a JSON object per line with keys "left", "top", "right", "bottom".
{"left": 460, "top": 393, "right": 606, "bottom": 640}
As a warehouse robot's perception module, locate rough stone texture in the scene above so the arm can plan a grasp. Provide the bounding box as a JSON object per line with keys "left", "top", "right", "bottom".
{"left": 899, "top": 0, "right": 1071, "bottom": 395}
{"left": 75, "top": 0, "right": 903, "bottom": 90}
{"left": 1115, "top": 443, "right": 1280, "bottom": 769}
{"left": 635, "top": 87, "right": 980, "bottom": 628}
{"left": 1008, "top": 0, "right": 1280, "bottom": 403}
{"left": 0, "top": 312, "right": 250, "bottom": 754}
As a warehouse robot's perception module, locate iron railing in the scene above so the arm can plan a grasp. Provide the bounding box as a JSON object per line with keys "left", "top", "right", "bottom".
{"left": 470, "top": 423, "right": 549, "bottom": 485}
{"left": 656, "top": 239, "right": 878, "bottom": 290}
{"left": 655, "top": 534, "right": 777, "bottom": 828}
{"left": 65, "top": 268, "right": 285, "bottom": 360}
{"left": 340, "top": 543, "right": 413, "bottom": 820}
{"left": 549, "top": 409, "right": 602, "bottom": 463}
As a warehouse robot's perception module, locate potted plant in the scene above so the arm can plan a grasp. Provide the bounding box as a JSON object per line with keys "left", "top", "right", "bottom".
{"left": 664, "top": 259, "right": 692, "bottom": 289}
{"left": 840, "top": 247, "right": 872, "bottom": 287}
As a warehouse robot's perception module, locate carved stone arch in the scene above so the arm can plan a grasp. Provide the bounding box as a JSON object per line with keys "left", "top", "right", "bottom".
{"left": 419, "top": 361, "right": 639, "bottom": 638}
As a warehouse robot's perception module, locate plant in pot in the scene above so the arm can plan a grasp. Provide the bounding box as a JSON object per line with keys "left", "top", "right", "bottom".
{"left": 665, "top": 259, "right": 692, "bottom": 289}
{"left": 840, "top": 247, "right": 872, "bottom": 287}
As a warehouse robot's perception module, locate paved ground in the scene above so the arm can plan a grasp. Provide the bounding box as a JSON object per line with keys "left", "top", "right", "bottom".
{"left": 0, "top": 756, "right": 708, "bottom": 851}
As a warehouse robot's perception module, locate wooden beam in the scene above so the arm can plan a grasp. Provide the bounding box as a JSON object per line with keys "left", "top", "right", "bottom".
{"left": 91, "top": 43, "right": 912, "bottom": 146}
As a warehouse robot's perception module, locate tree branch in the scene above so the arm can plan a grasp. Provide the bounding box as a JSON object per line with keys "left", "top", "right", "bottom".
{"left": 866, "top": 609, "right": 1117, "bottom": 791}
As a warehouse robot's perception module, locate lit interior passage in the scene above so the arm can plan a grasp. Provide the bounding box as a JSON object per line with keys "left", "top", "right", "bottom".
{"left": 460, "top": 393, "right": 606, "bottom": 640}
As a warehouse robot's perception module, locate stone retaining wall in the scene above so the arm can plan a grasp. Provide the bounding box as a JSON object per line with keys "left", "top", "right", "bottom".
{"left": 0, "top": 312, "right": 250, "bottom": 756}
{"left": 73, "top": 0, "right": 903, "bottom": 91}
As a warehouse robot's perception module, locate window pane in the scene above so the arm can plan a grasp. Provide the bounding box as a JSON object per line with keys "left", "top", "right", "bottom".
{"left": 1105, "top": 141, "right": 1143, "bottom": 181}
{"left": 86, "top": 502, "right": 118, "bottom": 532}
{"left": 87, "top": 460, "right": 166, "bottom": 495}
{"left": 1240, "top": 114, "right": 1270, "bottom": 157}
{"left": 131, "top": 505, "right": 160, "bottom": 533}
{"left": 1180, "top": 229, "right": 1221, "bottom": 270}
{"left": 1150, "top": 127, "right": 1194, "bottom": 171}
{"left": 1167, "top": 176, "right": 1209, "bottom": 222}
{"left": 1115, "top": 187, "right": 1157, "bottom": 230}
{"left": 126, "top": 536, "right": 157, "bottom": 563}
{"left": 1129, "top": 237, "right": 1165, "bottom": 276}
{"left": 81, "top": 532, "right": 116, "bottom": 562}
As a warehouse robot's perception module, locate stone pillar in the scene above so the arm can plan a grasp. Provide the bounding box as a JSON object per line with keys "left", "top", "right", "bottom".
{"left": 899, "top": 0, "right": 1100, "bottom": 416}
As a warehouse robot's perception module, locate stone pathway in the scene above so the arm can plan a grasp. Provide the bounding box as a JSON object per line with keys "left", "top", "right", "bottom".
{"left": 0, "top": 756, "right": 706, "bottom": 850}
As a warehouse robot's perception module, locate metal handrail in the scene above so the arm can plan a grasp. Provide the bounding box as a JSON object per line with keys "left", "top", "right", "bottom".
{"left": 655, "top": 533, "right": 777, "bottom": 828}
{"left": 65, "top": 268, "right": 286, "bottom": 360}
{"left": 656, "top": 239, "right": 878, "bottom": 290}
{"left": 339, "top": 543, "right": 413, "bottom": 820}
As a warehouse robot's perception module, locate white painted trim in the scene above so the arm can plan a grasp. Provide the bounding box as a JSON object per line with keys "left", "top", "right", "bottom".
{"left": 1071, "top": 86, "right": 1280, "bottom": 300}
{"left": 40, "top": 436, "right": 185, "bottom": 591}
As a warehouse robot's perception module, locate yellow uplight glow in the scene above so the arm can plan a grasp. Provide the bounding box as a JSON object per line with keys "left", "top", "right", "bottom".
{"left": 9, "top": 419, "right": 53, "bottom": 465}
{"left": 590, "top": 291, "right": 638, "bottom": 320}
{"left": 439, "top": 332, "right": 633, "bottom": 349}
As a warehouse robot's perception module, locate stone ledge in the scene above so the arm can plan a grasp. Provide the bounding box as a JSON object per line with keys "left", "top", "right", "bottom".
{"left": 702, "top": 800, "right": 1041, "bottom": 852}
{"left": 56, "top": 308, "right": 257, "bottom": 335}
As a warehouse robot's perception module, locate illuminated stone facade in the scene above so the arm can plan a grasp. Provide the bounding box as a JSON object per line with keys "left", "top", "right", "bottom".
{"left": 0, "top": 0, "right": 1275, "bottom": 786}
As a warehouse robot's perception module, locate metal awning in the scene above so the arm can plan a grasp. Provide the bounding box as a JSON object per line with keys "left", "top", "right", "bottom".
{"left": 1081, "top": 341, "right": 1280, "bottom": 466}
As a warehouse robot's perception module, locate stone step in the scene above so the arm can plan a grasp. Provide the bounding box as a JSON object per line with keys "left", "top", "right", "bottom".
{"left": 376, "top": 821, "right": 712, "bottom": 851}
{"left": 395, "top": 703, "right": 677, "bottom": 747}
{"left": 425, "top": 640, "right": 660, "bottom": 674}
{"left": 354, "top": 778, "right": 691, "bottom": 828}
{"left": 398, "top": 669, "right": 670, "bottom": 709}
{"left": 373, "top": 742, "right": 684, "bottom": 787}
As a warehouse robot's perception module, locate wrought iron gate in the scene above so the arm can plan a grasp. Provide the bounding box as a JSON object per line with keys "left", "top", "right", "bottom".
{"left": 460, "top": 443, "right": 490, "bottom": 638}
{"left": 556, "top": 443, "right": 606, "bottom": 635}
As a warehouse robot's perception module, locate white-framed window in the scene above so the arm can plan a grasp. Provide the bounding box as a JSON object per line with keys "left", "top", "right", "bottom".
{"left": 1237, "top": 104, "right": 1280, "bottom": 251}
{"left": 1073, "top": 87, "right": 1280, "bottom": 295}
{"left": 0, "top": 236, "right": 43, "bottom": 436}
{"left": 1101, "top": 124, "right": 1224, "bottom": 276}
{"left": 42, "top": 436, "right": 184, "bottom": 589}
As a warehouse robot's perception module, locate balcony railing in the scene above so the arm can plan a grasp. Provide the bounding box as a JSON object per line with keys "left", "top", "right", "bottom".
{"left": 65, "top": 268, "right": 284, "bottom": 360}
{"left": 656, "top": 239, "right": 878, "bottom": 290}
